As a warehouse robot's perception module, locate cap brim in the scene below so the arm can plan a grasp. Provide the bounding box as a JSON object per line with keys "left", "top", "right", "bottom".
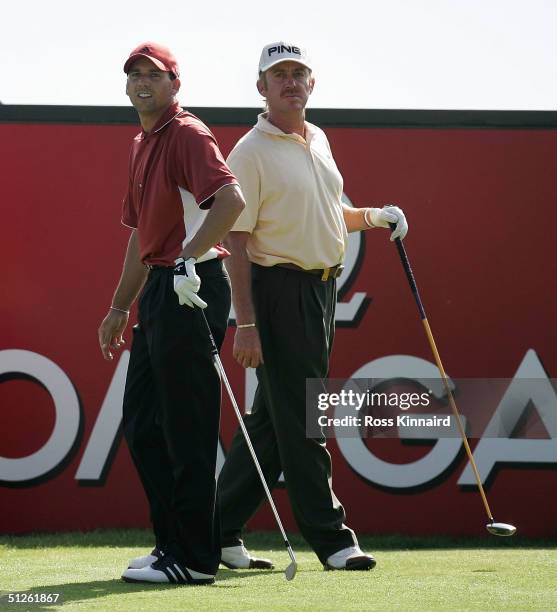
{"left": 124, "top": 53, "right": 168, "bottom": 74}
{"left": 259, "top": 58, "right": 312, "bottom": 73}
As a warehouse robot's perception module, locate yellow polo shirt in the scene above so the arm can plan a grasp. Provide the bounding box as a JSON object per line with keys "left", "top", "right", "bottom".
{"left": 227, "top": 113, "right": 346, "bottom": 269}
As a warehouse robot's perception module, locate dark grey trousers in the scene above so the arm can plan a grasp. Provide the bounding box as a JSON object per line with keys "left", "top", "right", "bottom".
{"left": 218, "top": 263, "right": 356, "bottom": 563}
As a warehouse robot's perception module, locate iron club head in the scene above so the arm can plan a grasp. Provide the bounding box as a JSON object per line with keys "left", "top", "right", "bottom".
{"left": 486, "top": 521, "right": 517, "bottom": 537}
{"left": 284, "top": 560, "right": 297, "bottom": 581}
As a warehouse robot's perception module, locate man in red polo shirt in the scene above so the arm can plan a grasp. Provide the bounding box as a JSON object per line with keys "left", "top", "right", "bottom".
{"left": 97, "top": 42, "right": 245, "bottom": 585}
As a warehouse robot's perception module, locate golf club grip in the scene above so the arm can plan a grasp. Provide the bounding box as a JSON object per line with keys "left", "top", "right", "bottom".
{"left": 388, "top": 223, "right": 426, "bottom": 320}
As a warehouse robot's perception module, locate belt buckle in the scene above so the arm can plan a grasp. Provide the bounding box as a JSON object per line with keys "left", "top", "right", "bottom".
{"left": 321, "top": 265, "right": 344, "bottom": 281}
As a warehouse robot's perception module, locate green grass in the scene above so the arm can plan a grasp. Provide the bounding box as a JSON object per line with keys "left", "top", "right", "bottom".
{"left": 1, "top": 530, "right": 556, "bottom": 611}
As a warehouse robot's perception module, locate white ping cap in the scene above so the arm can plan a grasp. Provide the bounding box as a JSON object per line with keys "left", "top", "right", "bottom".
{"left": 258, "top": 42, "right": 312, "bottom": 73}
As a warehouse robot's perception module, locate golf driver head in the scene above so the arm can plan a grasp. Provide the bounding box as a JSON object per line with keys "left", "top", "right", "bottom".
{"left": 284, "top": 561, "right": 297, "bottom": 581}
{"left": 486, "top": 521, "right": 517, "bottom": 537}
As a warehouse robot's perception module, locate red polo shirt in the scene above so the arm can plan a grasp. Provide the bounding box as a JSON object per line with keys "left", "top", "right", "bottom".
{"left": 122, "top": 103, "right": 238, "bottom": 266}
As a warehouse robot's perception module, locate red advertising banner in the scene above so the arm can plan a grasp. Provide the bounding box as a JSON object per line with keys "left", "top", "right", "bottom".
{"left": 1, "top": 109, "right": 556, "bottom": 537}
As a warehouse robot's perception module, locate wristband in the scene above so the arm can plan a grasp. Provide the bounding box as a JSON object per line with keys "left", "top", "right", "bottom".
{"left": 174, "top": 256, "right": 197, "bottom": 275}
{"left": 364, "top": 208, "right": 377, "bottom": 228}
{"left": 237, "top": 323, "right": 256, "bottom": 329}
{"left": 110, "top": 306, "right": 129, "bottom": 315}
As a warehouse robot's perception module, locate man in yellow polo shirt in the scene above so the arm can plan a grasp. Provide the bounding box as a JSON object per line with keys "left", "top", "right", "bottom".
{"left": 218, "top": 42, "right": 408, "bottom": 572}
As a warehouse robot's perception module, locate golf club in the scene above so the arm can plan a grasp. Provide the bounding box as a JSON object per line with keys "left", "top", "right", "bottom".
{"left": 199, "top": 310, "right": 298, "bottom": 579}
{"left": 388, "top": 221, "right": 516, "bottom": 537}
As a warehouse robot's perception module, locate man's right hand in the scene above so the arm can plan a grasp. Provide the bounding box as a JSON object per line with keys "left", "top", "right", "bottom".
{"left": 98, "top": 310, "right": 128, "bottom": 361}
{"left": 173, "top": 257, "right": 208, "bottom": 309}
{"left": 233, "top": 327, "right": 264, "bottom": 368}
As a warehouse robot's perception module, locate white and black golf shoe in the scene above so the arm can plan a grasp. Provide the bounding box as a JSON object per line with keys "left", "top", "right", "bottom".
{"left": 128, "top": 547, "right": 164, "bottom": 569}
{"left": 324, "top": 546, "right": 376, "bottom": 571}
{"left": 122, "top": 554, "right": 215, "bottom": 585}
{"left": 220, "top": 544, "right": 274, "bottom": 570}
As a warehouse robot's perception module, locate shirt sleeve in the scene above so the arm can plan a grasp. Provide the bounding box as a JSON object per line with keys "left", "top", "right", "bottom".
{"left": 172, "top": 120, "right": 238, "bottom": 207}
{"left": 226, "top": 149, "right": 261, "bottom": 233}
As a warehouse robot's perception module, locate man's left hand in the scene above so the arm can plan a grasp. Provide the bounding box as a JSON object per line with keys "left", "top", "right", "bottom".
{"left": 365, "top": 205, "right": 408, "bottom": 241}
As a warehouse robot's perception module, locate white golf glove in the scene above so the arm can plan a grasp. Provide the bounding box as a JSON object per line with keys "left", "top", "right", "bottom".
{"left": 365, "top": 205, "right": 408, "bottom": 241}
{"left": 173, "top": 257, "right": 208, "bottom": 309}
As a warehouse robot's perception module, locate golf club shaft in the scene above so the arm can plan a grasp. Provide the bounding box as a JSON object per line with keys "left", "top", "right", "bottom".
{"left": 390, "top": 230, "right": 494, "bottom": 522}
{"left": 199, "top": 311, "right": 297, "bottom": 566}
{"left": 420, "top": 318, "right": 493, "bottom": 521}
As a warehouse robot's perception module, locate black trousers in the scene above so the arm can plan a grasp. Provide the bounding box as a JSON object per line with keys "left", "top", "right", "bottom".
{"left": 122, "top": 258, "right": 230, "bottom": 575}
{"left": 218, "top": 264, "right": 357, "bottom": 564}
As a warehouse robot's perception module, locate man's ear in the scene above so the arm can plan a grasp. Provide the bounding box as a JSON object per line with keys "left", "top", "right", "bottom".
{"left": 308, "top": 76, "right": 315, "bottom": 95}
{"left": 256, "top": 77, "right": 266, "bottom": 97}
{"left": 172, "top": 77, "right": 181, "bottom": 95}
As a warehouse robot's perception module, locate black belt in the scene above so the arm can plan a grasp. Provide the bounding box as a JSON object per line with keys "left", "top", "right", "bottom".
{"left": 145, "top": 258, "right": 221, "bottom": 271}
{"left": 276, "top": 262, "right": 344, "bottom": 281}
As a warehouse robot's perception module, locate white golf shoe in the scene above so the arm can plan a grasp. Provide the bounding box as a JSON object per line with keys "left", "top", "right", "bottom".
{"left": 324, "top": 546, "right": 376, "bottom": 571}
{"left": 127, "top": 547, "right": 164, "bottom": 569}
{"left": 220, "top": 544, "right": 274, "bottom": 570}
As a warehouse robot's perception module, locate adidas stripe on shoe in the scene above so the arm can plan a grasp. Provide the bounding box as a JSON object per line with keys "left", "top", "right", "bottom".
{"left": 122, "top": 554, "right": 215, "bottom": 585}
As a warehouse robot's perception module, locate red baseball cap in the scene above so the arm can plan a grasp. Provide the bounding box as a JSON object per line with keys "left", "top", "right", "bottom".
{"left": 123, "top": 42, "right": 180, "bottom": 77}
